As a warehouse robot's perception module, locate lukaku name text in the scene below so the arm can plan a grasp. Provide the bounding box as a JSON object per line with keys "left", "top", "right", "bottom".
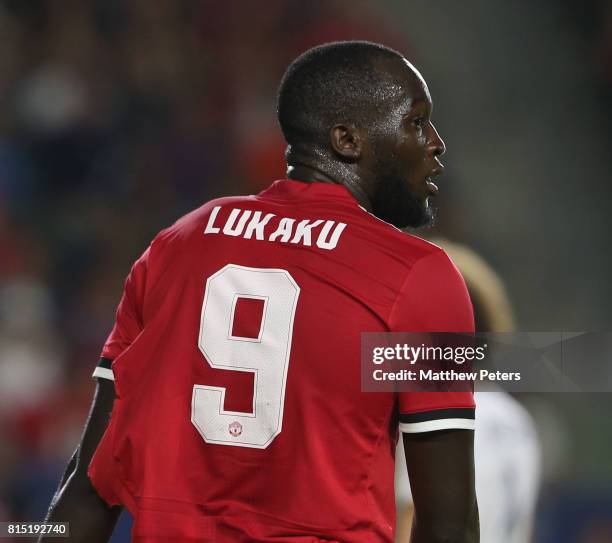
{"left": 204, "top": 206, "right": 347, "bottom": 250}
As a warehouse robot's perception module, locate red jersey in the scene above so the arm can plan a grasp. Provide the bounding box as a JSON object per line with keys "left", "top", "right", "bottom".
{"left": 89, "top": 179, "right": 475, "bottom": 542}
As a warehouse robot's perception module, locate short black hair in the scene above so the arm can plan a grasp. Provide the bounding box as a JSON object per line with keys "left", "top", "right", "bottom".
{"left": 277, "top": 41, "right": 405, "bottom": 149}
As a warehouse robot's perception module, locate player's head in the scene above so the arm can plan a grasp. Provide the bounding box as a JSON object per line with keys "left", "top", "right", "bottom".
{"left": 277, "top": 41, "right": 445, "bottom": 229}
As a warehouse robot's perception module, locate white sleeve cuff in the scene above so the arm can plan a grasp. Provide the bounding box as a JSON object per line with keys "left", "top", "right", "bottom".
{"left": 92, "top": 366, "right": 115, "bottom": 381}
{"left": 400, "top": 418, "right": 475, "bottom": 433}
{"left": 399, "top": 407, "right": 475, "bottom": 433}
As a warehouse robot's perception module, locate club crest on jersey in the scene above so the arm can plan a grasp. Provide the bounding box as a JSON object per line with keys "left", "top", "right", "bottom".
{"left": 204, "top": 206, "right": 346, "bottom": 250}
{"left": 229, "top": 421, "right": 243, "bottom": 437}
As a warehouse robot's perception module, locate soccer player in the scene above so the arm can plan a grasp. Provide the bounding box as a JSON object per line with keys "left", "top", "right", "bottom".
{"left": 395, "top": 240, "right": 541, "bottom": 543}
{"left": 42, "top": 41, "right": 478, "bottom": 542}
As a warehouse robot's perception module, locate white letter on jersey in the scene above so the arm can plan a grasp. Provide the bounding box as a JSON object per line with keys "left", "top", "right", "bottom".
{"left": 290, "top": 219, "right": 324, "bottom": 246}
{"left": 192, "top": 265, "right": 300, "bottom": 449}
{"left": 223, "top": 209, "right": 252, "bottom": 237}
{"left": 204, "top": 205, "right": 222, "bottom": 234}
{"left": 243, "top": 211, "right": 276, "bottom": 240}
{"left": 316, "top": 221, "right": 346, "bottom": 250}
{"left": 269, "top": 217, "right": 295, "bottom": 242}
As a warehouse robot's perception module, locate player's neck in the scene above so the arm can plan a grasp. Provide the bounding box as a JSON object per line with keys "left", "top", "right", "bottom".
{"left": 286, "top": 164, "right": 373, "bottom": 212}
{"left": 287, "top": 165, "right": 336, "bottom": 184}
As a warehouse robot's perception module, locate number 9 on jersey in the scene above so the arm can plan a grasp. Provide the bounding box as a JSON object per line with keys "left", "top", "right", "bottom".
{"left": 191, "top": 265, "right": 300, "bottom": 449}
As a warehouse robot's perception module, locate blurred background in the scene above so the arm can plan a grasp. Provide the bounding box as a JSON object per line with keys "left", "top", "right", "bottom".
{"left": 0, "top": 0, "right": 611, "bottom": 541}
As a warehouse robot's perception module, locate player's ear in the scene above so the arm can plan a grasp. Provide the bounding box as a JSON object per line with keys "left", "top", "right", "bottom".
{"left": 330, "top": 124, "right": 363, "bottom": 161}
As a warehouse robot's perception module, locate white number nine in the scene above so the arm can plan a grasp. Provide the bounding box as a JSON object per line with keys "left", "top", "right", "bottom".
{"left": 191, "top": 264, "right": 300, "bottom": 449}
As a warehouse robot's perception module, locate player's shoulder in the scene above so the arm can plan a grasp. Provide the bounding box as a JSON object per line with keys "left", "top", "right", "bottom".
{"left": 371, "top": 221, "right": 456, "bottom": 272}
{"left": 152, "top": 194, "right": 256, "bottom": 247}
{"left": 399, "top": 232, "right": 451, "bottom": 264}
{"left": 174, "top": 194, "right": 256, "bottom": 232}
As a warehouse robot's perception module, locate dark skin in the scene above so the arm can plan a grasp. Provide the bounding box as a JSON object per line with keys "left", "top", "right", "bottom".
{"left": 288, "top": 57, "right": 446, "bottom": 230}
{"left": 39, "top": 379, "right": 121, "bottom": 542}
{"left": 403, "top": 430, "right": 478, "bottom": 543}
{"left": 42, "top": 56, "right": 477, "bottom": 543}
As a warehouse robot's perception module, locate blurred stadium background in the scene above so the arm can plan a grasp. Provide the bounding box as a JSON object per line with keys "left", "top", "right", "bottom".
{"left": 0, "top": 1, "right": 611, "bottom": 541}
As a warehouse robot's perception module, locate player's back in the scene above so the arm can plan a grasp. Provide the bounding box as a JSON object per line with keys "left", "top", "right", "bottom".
{"left": 89, "top": 179, "right": 465, "bottom": 542}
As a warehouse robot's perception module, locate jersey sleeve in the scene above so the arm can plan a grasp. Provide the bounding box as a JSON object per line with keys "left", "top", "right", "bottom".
{"left": 390, "top": 249, "right": 476, "bottom": 433}
{"left": 92, "top": 247, "right": 150, "bottom": 381}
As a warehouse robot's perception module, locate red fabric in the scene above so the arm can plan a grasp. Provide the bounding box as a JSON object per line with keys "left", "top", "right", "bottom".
{"left": 231, "top": 297, "right": 265, "bottom": 339}
{"left": 89, "top": 179, "right": 474, "bottom": 542}
{"left": 391, "top": 249, "right": 476, "bottom": 415}
{"left": 101, "top": 248, "right": 149, "bottom": 361}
